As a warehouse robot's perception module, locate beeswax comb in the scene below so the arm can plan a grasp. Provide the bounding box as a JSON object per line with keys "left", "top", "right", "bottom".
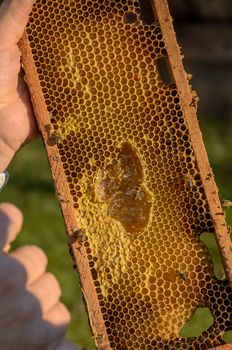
{"left": 19, "top": 0, "right": 232, "bottom": 349}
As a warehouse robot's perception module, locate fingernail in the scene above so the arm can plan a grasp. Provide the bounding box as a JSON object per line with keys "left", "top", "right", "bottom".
{"left": 0, "top": 171, "right": 9, "bottom": 192}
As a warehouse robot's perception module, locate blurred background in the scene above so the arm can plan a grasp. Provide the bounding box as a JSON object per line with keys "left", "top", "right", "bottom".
{"left": 1, "top": 0, "right": 232, "bottom": 349}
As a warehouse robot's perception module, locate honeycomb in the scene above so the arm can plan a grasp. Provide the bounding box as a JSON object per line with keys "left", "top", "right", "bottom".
{"left": 21, "top": 0, "right": 232, "bottom": 349}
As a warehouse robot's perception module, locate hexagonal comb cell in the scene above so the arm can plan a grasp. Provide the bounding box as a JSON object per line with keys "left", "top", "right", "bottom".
{"left": 20, "top": 0, "right": 232, "bottom": 349}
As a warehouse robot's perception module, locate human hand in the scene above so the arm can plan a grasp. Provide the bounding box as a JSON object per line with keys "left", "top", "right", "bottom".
{"left": 0, "top": 203, "right": 80, "bottom": 350}
{"left": 0, "top": 0, "right": 37, "bottom": 172}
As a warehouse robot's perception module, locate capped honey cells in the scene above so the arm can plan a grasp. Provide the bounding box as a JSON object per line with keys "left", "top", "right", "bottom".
{"left": 25, "top": 0, "right": 232, "bottom": 349}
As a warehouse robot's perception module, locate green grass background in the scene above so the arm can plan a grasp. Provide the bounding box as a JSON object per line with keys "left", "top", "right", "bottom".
{"left": 1, "top": 121, "right": 232, "bottom": 348}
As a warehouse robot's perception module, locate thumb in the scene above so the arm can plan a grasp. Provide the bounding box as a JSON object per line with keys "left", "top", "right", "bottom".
{"left": 0, "top": 0, "right": 34, "bottom": 49}
{"left": 0, "top": 203, "right": 23, "bottom": 251}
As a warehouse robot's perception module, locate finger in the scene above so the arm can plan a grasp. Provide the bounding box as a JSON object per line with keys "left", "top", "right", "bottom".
{"left": 27, "top": 273, "right": 62, "bottom": 315}
{"left": 0, "top": 68, "right": 38, "bottom": 173}
{"left": 2, "top": 243, "right": 11, "bottom": 252}
{"left": 26, "top": 303, "right": 71, "bottom": 350}
{"left": 0, "top": 83, "right": 38, "bottom": 172}
{"left": 10, "top": 245, "right": 48, "bottom": 285}
{"left": 43, "top": 302, "right": 71, "bottom": 348}
{"left": 44, "top": 302, "right": 71, "bottom": 327}
{"left": 0, "top": 203, "right": 23, "bottom": 250}
{"left": 56, "top": 339, "right": 81, "bottom": 350}
{"left": 0, "top": 253, "right": 27, "bottom": 293}
{"left": 0, "top": 0, "right": 35, "bottom": 49}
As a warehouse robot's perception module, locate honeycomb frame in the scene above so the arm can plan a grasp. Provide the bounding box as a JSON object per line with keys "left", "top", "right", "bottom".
{"left": 19, "top": 0, "right": 232, "bottom": 349}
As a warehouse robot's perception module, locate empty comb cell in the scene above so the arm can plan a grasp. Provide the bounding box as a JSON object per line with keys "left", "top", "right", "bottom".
{"left": 19, "top": 0, "right": 232, "bottom": 349}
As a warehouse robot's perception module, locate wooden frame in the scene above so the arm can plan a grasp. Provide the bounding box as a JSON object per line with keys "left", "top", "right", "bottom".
{"left": 19, "top": 0, "right": 232, "bottom": 348}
